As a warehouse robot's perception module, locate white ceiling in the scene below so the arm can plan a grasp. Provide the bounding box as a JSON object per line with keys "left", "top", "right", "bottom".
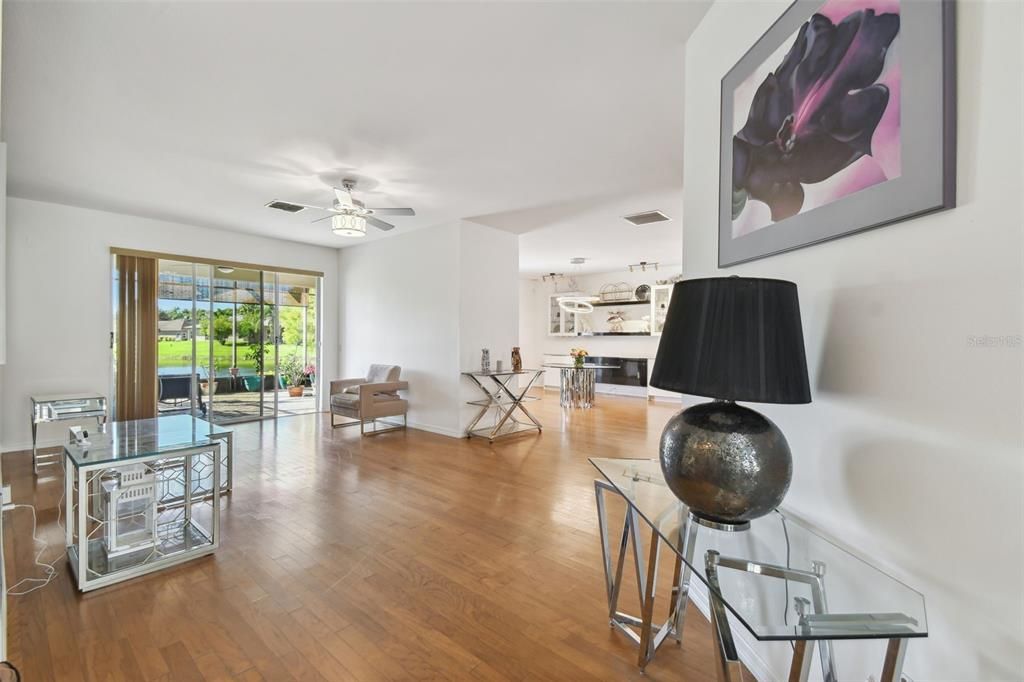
{"left": 2, "top": 1, "right": 708, "bottom": 252}
{"left": 512, "top": 186, "right": 684, "bottom": 276}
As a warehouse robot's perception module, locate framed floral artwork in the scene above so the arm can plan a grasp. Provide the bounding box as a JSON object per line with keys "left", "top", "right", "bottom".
{"left": 718, "top": 0, "right": 956, "bottom": 267}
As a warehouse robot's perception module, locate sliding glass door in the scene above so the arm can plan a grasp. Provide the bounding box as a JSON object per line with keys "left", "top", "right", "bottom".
{"left": 138, "top": 256, "right": 321, "bottom": 424}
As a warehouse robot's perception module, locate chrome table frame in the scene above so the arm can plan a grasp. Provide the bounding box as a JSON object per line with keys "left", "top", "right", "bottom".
{"left": 595, "top": 479, "right": 693, "bottom": 670}
{"left": 463, "top": 369, "right": 544, "bottom": 442}
{"left": 64, "top": 442, "right": 221, "bottom": 592}
{"left": 595, "top": 479, "right": 917, "bottom": 682}
{"left": 31, "top": 394, "right": 108, "bottom": 475}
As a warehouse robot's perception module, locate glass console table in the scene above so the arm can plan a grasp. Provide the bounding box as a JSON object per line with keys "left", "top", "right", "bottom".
{"left": 64, "top": 416, "right": 232, "bottom": 591}
{"left": 590, "top": 458, "right": 926, "bottom": 681}
{"left": 463, "top": 369, "right": 545, "bottom": 442}
{"left": 31, "top": 394, "right": 108, "bottom": 474}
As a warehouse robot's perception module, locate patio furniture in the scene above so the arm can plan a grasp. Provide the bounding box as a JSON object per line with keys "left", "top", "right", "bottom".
{"left": 157, "top": 375, "right": 206, "bottom": 416}
{"left": 330, "top": 365, "right": 409, "bottom": 436}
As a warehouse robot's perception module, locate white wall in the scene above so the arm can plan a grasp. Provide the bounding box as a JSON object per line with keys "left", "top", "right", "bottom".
{"left": 683, "top": 2, "right": 1023, "bottom": 680}
{"left": 338, "top": 221, "right": 461, "bottom": 436}
{"left": 457, "top": 221, "right": 519, "bottom": 433}
{"left": 2, "top": 197, "right": 340, "bottom": 452}
{"left": 337, "top": 220, "right": 519, "bottom": 438}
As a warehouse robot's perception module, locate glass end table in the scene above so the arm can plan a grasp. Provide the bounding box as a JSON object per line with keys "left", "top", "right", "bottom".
{"left": 590, "top": 457, "right": 926, "bottom": 681}
{"left": 63, "top": 415, "right": 232, "bottom": 591}
{"left": 30, "top": 393, "right": 108, "bottom": 474}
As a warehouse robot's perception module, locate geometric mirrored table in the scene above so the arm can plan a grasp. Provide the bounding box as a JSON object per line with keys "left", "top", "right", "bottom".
{"left": 31, "top": 393, "right": 108, "bottom": 475}
{"left": 590, "top": 457, "right": 926, "bottom": 682}
{"left": 64, "top": 416, "right": 232, "bottom": 591}
{"left": 462, "top": 369, "right": 545, "bottom": 442}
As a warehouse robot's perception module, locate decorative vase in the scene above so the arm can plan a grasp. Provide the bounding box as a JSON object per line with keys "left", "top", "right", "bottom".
{"left": 511, "top": 347, "right": 522, "bottom": 372}
{"left": 481, "top": 348, "right": 491, "bottom": 373}
{"left": 573, "top": 356, "right": 584, "bottom": 368}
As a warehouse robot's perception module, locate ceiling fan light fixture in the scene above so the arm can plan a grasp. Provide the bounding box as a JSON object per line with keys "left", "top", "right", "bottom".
{"left": 332, "top": 213, "right": 367, "bottom": 238}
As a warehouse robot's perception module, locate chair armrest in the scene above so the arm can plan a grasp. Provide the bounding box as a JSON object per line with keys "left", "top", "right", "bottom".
{"left": 330, "top": 378, "right": 366, "bottom": 395}
{"left": 358, "top": 381, "right": 408, "bottom": 395}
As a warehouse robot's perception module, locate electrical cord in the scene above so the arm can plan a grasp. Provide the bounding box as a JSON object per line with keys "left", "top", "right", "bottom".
{"left": 5, "top": 504, "right": 61, "bottom": 596}
{"left": 4, "top": 454, "right": 67, "bottom": 597}
{"left": 775, "top": 509, "right": 795, "bottom": 651}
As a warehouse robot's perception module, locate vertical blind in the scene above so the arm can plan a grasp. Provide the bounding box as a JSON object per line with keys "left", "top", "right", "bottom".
{"left": 115, "top": 254, "right": 158, "bottom": 421}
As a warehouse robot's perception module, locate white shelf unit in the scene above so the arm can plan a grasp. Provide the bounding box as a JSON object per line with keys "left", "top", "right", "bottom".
{"left": 547, "top": 292, "right": 582, "bottom": 336}
{"left": 547, "top": 284, "right": 675, "bottom": 338}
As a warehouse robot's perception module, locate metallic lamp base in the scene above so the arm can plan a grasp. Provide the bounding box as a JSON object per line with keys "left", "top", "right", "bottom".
{"left": 659, "top": 400, "right": 793, "bottom": 525}
{"left": 688, "top": 511, "right": 750, "bottom": 533}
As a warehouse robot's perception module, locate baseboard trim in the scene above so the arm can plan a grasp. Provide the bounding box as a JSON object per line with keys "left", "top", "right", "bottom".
{"left": 406, "top": 421, "right": 464, "bottom": 439}
{"left": 2, "top": 440, "right": 56, "bottom": 456}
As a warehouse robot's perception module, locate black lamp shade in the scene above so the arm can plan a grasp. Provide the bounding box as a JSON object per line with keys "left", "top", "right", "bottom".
{"left": 651, "top": 277, "right": 811, "bottom": 404}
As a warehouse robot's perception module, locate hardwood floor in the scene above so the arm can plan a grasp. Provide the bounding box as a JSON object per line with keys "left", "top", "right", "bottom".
{"left": 3, "top": 390, "right": 728, "bottom": 681}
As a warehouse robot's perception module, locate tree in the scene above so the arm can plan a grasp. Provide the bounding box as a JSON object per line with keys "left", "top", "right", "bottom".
{"left": 212, "top": 311, "right": 232, "bottom": 344}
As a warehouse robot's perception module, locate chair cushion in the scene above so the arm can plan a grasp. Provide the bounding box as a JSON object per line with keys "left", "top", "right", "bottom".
{"left": 331, "top": 392, "right": 401, "bottom": 408}
{"left": 367, "top": 364, "right": 401, "bottom": 384}
{"left": 343, "top": 385, "right": 361, "bottom": 395}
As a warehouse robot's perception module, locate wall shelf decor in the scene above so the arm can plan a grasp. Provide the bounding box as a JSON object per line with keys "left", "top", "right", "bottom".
{"left": 547, "top": 284, "right": 673, "bottom": 338}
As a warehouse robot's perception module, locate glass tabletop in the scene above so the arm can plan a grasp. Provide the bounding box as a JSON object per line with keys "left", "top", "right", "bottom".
{"left": 542, "top": 364, "right": 621, "bottom": 369}
{"left": 64, "top": 415, "right": 230, "bottom": 468}
{"left": 463, "top": 369, "right": 542, "bottom": 377}
{"left": 590, "top": 457, "right": 927, "bottom": 642}
{"left": 31, "top": 394, "right": 107, "bottom": 421}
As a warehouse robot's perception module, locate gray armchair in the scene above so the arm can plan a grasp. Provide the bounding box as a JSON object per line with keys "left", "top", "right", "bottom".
{"left": 330, "top": 364, "right": 409, "bottom": 435}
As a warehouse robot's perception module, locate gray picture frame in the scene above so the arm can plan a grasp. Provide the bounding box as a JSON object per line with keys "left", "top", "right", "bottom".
{"left": 718, "top": 0, "right": 956, "bottom": 268}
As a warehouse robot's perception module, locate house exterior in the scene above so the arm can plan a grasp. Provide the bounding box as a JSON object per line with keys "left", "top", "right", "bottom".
{"left": 158, "top": 318, "right": 195, "bottom": 341}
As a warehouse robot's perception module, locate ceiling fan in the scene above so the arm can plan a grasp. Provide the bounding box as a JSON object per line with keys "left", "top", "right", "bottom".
{"left": 266, "top": 179, "right": 415, "bottom": 237}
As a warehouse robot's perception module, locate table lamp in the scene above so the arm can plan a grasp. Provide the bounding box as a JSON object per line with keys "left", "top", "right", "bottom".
{"left": 650, "top": 276, "right": 811, "bottom": 530}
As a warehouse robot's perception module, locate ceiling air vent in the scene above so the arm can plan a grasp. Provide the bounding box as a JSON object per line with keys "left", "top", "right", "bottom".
{"left": 265, "top": 200, "right": 306, "bottom": 213}
{"left": 623, "top": 210, "right": 671, "bottom": 226}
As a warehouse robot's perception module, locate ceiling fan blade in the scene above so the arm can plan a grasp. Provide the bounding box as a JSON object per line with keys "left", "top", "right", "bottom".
{"left": 365, "top": 215, "right": 395, "bottom": 231}
{"left": 367, "top": 207, "right": 415, "bottom": 216}
{"left": 284, "top": 201, "right": 335, "bottom": 211}
{"left": 311, "top": 214, "right": 336, "bottom": 224}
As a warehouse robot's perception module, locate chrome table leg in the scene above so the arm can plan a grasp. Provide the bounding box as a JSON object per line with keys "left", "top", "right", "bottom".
{"left": 594, "top": 480, "right": 684, "bottom": 667}
{"left": 637, "top": 524, "right": 660, "bottom": 669}
{"left": 705, "top": 550, "right": 747, "bottom": 681}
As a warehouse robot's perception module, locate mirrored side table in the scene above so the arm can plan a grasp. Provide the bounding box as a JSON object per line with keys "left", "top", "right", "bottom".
{"left": 31, "top": 394, "right": 108, "bottom": 475}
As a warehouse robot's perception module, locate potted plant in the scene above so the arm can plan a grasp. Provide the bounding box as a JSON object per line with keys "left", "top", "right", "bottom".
{"left": 569, "top": 348, "right": 588, "bottom": 368}
{"left": 243, "top": 343, "right": 264, "bottom": 391}
{"left": 281, "top": 354, "right": 306, "bottom": 398}
{"left": 304, "top": 363, "right": 316, "bottom": 387}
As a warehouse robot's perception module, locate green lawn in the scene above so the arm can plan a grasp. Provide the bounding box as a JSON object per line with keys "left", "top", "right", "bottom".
{"left": 158, "top": 340, "right": 314, "bottom": 372}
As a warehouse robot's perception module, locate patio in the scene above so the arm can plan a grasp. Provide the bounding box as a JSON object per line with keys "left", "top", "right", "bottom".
{"left": 158, "top": 383, "right": 319, "bottom": 422}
